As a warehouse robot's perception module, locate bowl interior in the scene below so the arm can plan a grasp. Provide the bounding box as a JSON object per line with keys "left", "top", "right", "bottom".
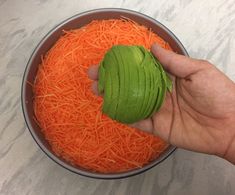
{"left": 22, "top": 8, "right": 187, "bottom": 179}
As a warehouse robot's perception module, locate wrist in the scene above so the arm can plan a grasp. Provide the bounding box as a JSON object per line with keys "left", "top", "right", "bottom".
{"left": 215, "top": 114, "right": 235, "bottom": 164}
{"left": 222, "top": 136, "right": 235, "bottom": 164}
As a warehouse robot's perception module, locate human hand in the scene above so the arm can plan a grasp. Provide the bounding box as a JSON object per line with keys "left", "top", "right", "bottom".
{"left": 88, "top": 44, "right": 235, "bottom": 164}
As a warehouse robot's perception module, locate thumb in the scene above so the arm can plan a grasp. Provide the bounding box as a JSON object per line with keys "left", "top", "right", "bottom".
{"left": 151, "top": 43, "right": 202, "bottom": 78}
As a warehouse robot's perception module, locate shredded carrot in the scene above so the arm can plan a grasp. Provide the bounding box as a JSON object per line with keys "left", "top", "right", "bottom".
{"left": 33, "top": 19, "right": 171, "bottom": 173}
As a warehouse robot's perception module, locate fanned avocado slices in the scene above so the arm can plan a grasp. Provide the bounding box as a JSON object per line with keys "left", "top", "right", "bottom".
{"left": 98, "top": 45, "right": 172, "bottom": 124}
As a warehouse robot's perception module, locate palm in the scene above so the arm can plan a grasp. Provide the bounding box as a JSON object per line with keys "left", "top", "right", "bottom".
{"left": 153, "top": 64, "right": 235, "bottom": 156}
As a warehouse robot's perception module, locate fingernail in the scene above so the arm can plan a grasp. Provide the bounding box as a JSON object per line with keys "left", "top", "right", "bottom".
{"left": 151, "top": 43, "right": 160, "bottom": 53}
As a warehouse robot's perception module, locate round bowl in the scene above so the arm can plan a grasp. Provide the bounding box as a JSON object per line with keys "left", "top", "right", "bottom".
{"left": 22, "top": 8, "right": 188, "bottom": 179}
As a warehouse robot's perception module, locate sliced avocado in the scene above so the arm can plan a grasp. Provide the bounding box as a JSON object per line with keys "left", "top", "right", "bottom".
{"left": 136, "top": 49, "right": 150, "bottom": 120}
{"left": 122, "top": 47, "right": 140, "bottom": 123}
{"left": 141, "top": 52, "right": 155, "bottom": 118}
{"left": 98, "top": 45, "right": 172, "bottom": 124}
{"left": 106, "top": 52, "right": 120, "bottom": 119}
{"left": 119, "top": 46, "right": 132, "bottom": 123}
{"left": 147, "top": 70, "right": 162, "bottom": 117}
{"left": 150, "top": 66, "right": 166, "bottom": 114}
{"left": 155, "top": 77, "right": 167, "bottom": 112}
{"left": 114, "top": 46, "right": 128, "bottom": 122}
{"left": 155, "top": 57, "right": 172, "bottom": 92}
{"left": 150, "top": 81, "right": 163, "bottom": 116}
{"left": 142, "top": 51, "right": 161, "bottom": 118}
{"left": 134, "top": 57, "right": 146, "bottom": 121}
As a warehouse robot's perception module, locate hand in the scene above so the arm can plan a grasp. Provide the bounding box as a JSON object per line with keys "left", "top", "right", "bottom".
{"left": 88, "top": 44, "right": 235, "bottom": 164}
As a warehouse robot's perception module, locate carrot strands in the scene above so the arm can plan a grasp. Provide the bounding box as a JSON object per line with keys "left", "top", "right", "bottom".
{"left": 34, "top": 19, "right": 170, "bottom": 173}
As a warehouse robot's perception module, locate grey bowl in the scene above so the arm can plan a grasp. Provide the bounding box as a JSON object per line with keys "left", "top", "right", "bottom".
{"left": 21, "top": 8, "right": 188, "bottom": 179}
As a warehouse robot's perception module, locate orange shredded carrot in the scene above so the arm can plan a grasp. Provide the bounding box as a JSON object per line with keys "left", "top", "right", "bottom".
{"left": 33, "top": 19, "right": 171, "bottom": 173}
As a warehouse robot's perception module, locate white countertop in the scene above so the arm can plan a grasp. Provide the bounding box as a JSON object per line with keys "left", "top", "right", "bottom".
{"left": 1, "top": 0, "right": 235, "bottom": 194}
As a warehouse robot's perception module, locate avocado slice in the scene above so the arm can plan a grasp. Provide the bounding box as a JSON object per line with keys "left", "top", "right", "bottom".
{"left": 141, "top": 53, "right": 154, "bottom": 118}
{"left": 105, "top": 52, "right": 120, "bottom": 118}
{"left": 135, "top": 47, "right": 151, "bottom": 121}
{"left": 114, "top": 46, "right": 129, "bottom": 122}
{"left": 123, "top": 47, "right": 141, "bottom": 123}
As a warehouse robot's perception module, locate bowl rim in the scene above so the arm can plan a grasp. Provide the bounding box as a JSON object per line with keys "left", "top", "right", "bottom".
{"left": 21, "top": 8, "right": 188, "bottom": 179}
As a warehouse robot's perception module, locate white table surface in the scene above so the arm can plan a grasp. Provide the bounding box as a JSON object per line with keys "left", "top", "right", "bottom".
{"left": 1, "top": 0, "right": 235, "bottom": 194}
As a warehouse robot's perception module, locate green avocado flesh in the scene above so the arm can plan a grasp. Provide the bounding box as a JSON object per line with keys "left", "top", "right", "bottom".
{"left": 98, "top": 45, "right": 172, "bottom": 124}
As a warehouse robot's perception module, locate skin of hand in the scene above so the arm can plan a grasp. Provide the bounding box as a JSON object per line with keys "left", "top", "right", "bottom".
{"left": 88, "top": 44, "right": 235, "bottom": 164}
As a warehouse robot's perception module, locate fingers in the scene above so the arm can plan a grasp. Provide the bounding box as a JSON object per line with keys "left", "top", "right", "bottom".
{"left": 151, "top": 44, "right": 203, "bottom": 78}
{"left": 88, "top": 65, "right": 99, "bottom": 80}
{"left": 88, "top": 65, "right": 99, "bottom": 95}
{"left": 91, "top": 81, "right": 99, "bottom": 95}
{"left": 129, "top": 118, "right": 154, "bottom": 133}
{"left": 152, "top": 105, "right": 172, "bottom": 141}
{"left": 88, "top": 65, "right": 103, "bottom": 96}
